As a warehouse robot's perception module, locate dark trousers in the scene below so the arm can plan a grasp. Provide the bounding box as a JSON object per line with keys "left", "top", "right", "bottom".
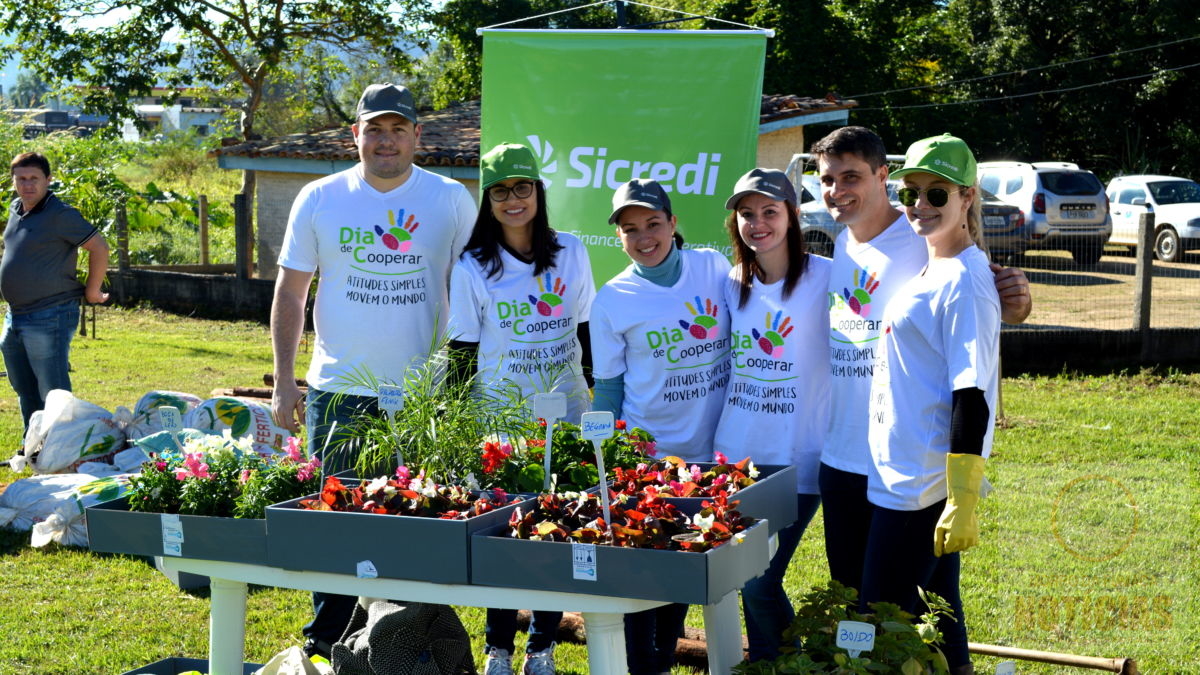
{"left": 818, "top": 463, "right": 874, "bottom": 594}
{"left": 485, "top": 609, "right": 563, "bottom": 654}
{"left": 624, "top": 603, "right": 689, "bottom": 674}
{"left": 861, "top": 500, "right": 971, "bottom": 669}
{"left": 741, "top": 493, "right": 821, "bottom": 662}
{"left": 303, "top": 389, "right": 380, "bottom": 647}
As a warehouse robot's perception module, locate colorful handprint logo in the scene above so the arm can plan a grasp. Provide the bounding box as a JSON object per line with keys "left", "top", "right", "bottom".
{"left": 679, "top": 296, "right": 720, "bottom": 340}
{"left": 528, "top": 273, "right": 566, "bottom": 317}
{"left": 842, "top": 267, "right": 880, "bottom": 317}
{"left": 752, "top": 310, "right": 793, "bottom": 359}
{"left": 374, "top": 209, "right": 420, "bottom": 252}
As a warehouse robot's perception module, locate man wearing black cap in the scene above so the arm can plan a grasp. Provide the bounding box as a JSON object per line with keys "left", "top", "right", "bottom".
{"left": 269, "top": 83, "right": 475, "bottom": 657}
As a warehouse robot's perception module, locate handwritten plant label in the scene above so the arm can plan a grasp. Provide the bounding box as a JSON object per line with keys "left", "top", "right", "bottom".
{"left": 835, "top": 620, "right": 875, "bottom": 658}
{"left": 377, "top": 385, "right": 404, "bottom": 417}
{"left": 160, "top": 514, "right": 184, "bottom": 557}
{"left": 533, "top": 393, "right": 567, "bottom": 490}
{"left": 356, "top": 560, "right": 379, "bottom": 579}
{"left": 157, "top": 406, "right": 183, "bottom": 432}
{"left": 572, "top": 542, "right": 597, "bottom": 581}
{"left": 532, "top": 392, "right": 567, "bottom": 421}
{"left": 995, "top": 661, "right": 1016, "bottom": 675}
{"left": 580, "top": 411, "right": 614, "bottom": 440}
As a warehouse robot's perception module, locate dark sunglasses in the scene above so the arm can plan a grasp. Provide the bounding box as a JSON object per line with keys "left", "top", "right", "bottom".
{"left": 487, "top": 181, "right": 535, "bottom": 202}
{"left": 897, "top": 186, "right": 964, "bottom": 208}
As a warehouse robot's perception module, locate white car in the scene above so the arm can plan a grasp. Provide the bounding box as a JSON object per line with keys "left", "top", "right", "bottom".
{"left": 1106, "top": 175, "right": 1200, "bottom": 262}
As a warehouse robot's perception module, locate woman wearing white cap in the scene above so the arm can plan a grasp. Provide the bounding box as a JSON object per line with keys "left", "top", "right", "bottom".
{"left": 862, "top": 134, "right": 999, "bottom": 674}
{"left": 590, "top": 178, "right": 732, "bottom": 674}
{"left": 712, "top": 168, "right": 831, "bottom": 662}
{"left": 448, "top": 142, "right": 597, "bottom": 675}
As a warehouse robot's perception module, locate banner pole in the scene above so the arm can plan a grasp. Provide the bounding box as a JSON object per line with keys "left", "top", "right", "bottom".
{"left": 615, "top": 0, "right": 626, "bottom": 28}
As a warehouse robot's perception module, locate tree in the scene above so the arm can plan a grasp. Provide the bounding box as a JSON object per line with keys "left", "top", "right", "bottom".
{"left": 0, "top": 0, "right": 434, "bottom": 219}
{"left": 9, "top": 70, "right": 51, "bottom": 108}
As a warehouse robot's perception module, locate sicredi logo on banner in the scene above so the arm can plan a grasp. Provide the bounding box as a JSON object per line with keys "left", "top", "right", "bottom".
{"left": 526, "top": 134, "right": 721, "bottom": 195}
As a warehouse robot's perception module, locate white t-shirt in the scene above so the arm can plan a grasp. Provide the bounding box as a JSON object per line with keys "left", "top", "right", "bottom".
{"left": 713, "top": 255, "right": 832, "bottom": 494}
{"left": 448, "top": 232, "right": 597, "bottom": 423}
{"left": 821, "top": 215, "right": 928, "bottom": 475}
{"left": 591, "top": 248, "right": 733, "bottom": 462}
{"left": 867, "top": 245, "right": 1000, "bottom": 511}
{"left": 278, "top": 165, "right": 476, "bottom": 394}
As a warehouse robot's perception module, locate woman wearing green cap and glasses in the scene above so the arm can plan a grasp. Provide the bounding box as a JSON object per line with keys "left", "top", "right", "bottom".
{"left": 861, "top": 134, "right": 998, "bottom": 674}
{"left": 448, "top": 142, "right": 597, "bottom": 675}
{"left": 712, "top": 168, "right": 832, "bottom": 662}
{"left": 590, "top": 178, "right": 733, "bottom": 674}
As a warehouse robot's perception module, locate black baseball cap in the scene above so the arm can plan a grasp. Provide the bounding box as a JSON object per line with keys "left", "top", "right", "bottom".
{"left": 356, "top": 83, "right": 418, "bottom": 125}
{"left": 724, "top": 168, "right": 798, "bottom": 209}
{"left": 609, "top": 179, "right": 673, "bottom": 224}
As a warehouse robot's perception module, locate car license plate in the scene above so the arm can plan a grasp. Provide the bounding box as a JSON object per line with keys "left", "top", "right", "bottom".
{"left": 984, "top": 215, "right": 1006, "bottom": 227}
{"left": 1061, "top": 210, "right": 1094, "bottom": 219}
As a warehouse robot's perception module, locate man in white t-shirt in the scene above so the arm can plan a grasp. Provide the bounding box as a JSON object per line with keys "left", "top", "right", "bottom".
{"left": 268, "top": 82, "right": 475, "bottom": 659}
{"left": 811, "top": 126, "right": 1031, "bottom": 595}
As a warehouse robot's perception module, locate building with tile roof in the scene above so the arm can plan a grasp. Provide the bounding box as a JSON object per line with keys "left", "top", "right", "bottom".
{"left": 214, "top": 95, "right": 855, "bottom": 277}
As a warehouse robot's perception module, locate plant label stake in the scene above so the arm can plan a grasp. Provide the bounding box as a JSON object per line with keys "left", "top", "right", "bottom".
{"left": 580, "top": 411, "right": 615, "bottom": 531}
{"left": 156, "top": 406, "right": 184, "bottom": 454}
{"left": 995, "top": 661, "right": 1016, "bottom": 675}
{"left": 377, "top": 384, "right": 405, "bottom": 468}
{"left": 835, "top": 620, "right": 875, "bottom": 658}
{"left": 531, "top": 393, "right": 567, "bottom": 491}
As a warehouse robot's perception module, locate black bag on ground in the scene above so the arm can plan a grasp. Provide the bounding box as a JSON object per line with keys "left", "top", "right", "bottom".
{"left": 331, "top": 598, "right": 477, "bottom": 674}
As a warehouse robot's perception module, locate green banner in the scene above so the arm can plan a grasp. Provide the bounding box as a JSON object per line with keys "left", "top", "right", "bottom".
{"left": 481, "top": 30, "right": 766, "bottom": 286}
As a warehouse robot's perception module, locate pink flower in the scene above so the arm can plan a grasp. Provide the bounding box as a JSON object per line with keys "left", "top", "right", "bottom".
{"left": 239, "top": 469, "right": 253, "bottom": 484}
{"left": 285, "top": 436, "right": 304, "bottom": 462}
{"left": 714, "top": 451, "right": 728, "bottom": 464}
{"left": 642, "top": 441, "right": 657, "bottom": 457}
{"left": 690, "top": 465, "right": 702, "bottom": 482}
{"left": 297, "top": 457, "right": 320, "bottom": 482}
{"left": 174, "top": 452, "right": 211, "bottom": 480}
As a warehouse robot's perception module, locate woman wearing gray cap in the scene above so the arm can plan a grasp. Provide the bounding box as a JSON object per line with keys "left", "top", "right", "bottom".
{"left": 590, "top": 178, "right": 733, "bottom": 674}
{"left": 713, "top": 168, "right": 832, "bottom": 661}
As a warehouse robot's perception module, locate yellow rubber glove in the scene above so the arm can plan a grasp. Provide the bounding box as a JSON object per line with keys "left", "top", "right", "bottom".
{"left": 934, "top": 453, "right": 985, "bottom": 557}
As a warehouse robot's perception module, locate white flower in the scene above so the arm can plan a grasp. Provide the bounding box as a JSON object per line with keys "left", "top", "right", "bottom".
{"left": 692, "top": 512, "right": 715, "bottom": 531}
{"left": 463, "top": 473, "right": 481, "bottom": 490}
{"left": 732, "top": 532, "right": 746, "bottom": 546}
{"left": 675, "top": 467, "right": 691, "bottom": 483}
{"left": 366, "top": 476, "right": 388, "bottom": 495}
{"left": 748, "top": 462, "right": 760, "bottom": 479}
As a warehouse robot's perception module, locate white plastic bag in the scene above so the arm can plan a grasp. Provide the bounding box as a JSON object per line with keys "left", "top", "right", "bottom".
{"left": 0, "top": 473, "right": 130, "bottom": 547}
{"left": 253, "top": 646, "right": 333, "bottom": 675}
{"left": 125, "top": 390, "right": 203, "bottom": 441}
{"left": 13, "top": 389, "right": 128, "bottom": 473}
{"left": 185, "top": 397, "right": 290, "bottom": 455}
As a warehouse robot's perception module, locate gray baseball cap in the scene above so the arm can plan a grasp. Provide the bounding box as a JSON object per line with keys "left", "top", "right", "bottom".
{"left": 724, "top": 168, "right": 798, "bottom": 209}
{"left": 609, "top": 179, "right": 673, "bottom": 224}
{"left": 356, "top": 83, "right": 418, "bottom": 124}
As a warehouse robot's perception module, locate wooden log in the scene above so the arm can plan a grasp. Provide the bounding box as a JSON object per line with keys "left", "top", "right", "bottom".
{"left": 969, "top": 643, "right": 1139, "bottom": 674}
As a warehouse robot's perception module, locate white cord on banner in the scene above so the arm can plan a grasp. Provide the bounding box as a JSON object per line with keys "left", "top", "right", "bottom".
{"left": 478, "top": 0, "right": 773, "bottom": 36}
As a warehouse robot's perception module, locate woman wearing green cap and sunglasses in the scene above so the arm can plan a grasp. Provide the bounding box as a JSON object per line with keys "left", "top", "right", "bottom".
{"left": 448, "top": 142, "right": 597, "bottom": 675}
{"left": 861, "top": 134, "right": 998, "bottom": 674}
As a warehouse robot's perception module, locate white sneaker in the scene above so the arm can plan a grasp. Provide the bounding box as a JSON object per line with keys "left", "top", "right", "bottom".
{"left": 521, "top": 644, "right": 556, "bottom": 675}
{"left": 484, "top": 646, "right": 514, "bottom": 675}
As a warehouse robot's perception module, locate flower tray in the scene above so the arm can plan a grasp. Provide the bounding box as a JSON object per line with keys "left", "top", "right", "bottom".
{"left": 470, "top": 517, "right": 769, "bottom": 604}
{"left": 119, "top": 657, "right": 260, "bottom": 674}
{"left": 86, "top": 498, "right": 268, "bottom": 565}
{"left": 646, "top": 463, "right": 798, "bottom": 536}
{"left": 265, "top": 490, "right": 527, "bottom": 583}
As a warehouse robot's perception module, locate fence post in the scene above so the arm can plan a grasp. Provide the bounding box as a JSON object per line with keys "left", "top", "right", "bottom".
{"left": 1133, "top": 212, "right": 1154, "bottom": 362}
{"left": 233, "top": 194, "right": 251, "bottom": 280}
{"left": 198, "top": 194, "right": 210, "bottom": 266}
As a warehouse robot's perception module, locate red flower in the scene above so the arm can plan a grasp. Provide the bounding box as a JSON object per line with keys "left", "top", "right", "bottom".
{"left": 615, "top": 419, "right": 627, "bottom": 430}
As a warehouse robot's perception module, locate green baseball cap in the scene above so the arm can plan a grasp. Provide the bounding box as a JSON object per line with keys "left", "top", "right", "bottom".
{"left": 480, "top": 143, "right": 541, "bottom": 190}
{"left": 890, "top": 133, "right": 977, "bottom": 186}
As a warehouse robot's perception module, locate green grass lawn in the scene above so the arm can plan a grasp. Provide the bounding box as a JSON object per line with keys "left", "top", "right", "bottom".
{"left": 0, "top": 308, "right": 1196, "bottom": 673}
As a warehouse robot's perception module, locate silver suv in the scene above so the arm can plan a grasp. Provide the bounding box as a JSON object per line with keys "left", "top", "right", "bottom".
{"left": 977, "top": 161, "right": 1112, "bottom": 265}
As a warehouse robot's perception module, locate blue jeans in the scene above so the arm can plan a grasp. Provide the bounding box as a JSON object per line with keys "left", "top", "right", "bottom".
{"left": 861, "top": 501, "right": 970, "bottom": 669}
{"left": 485, "top": 608, "right": 562, "bottom": 653}
{"left": 741, "top": 493, "right": 821, "bottom": 662}
{"left": 303, "top": 389, "right": 381, "bottom": 647}
{"left": 818, "top": 463, "right": 874, "bottom": 594}
{"left": 1, "top": 301, "right": 79, "bottom": 435}
{"left": 624, "top": 603, "right": 688, "bottom": 674}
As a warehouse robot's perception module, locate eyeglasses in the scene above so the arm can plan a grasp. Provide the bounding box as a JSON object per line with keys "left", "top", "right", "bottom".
{"left": 487, "top": 181, "right": 535, "bottom": 202}
{"left": 897, "top": 186, "right": 964, "bottom": 208}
